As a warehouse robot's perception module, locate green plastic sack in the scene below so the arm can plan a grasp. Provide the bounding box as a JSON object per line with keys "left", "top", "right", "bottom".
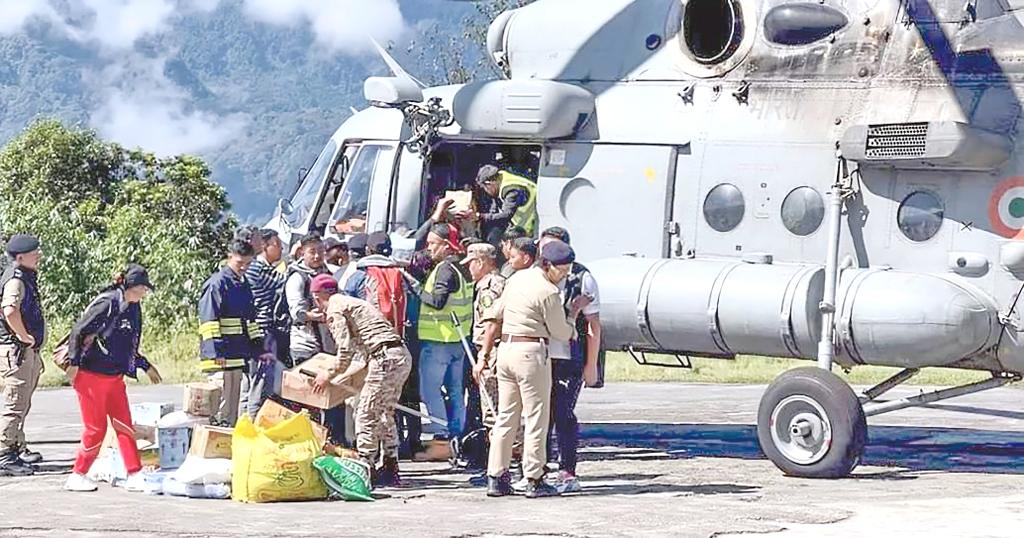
{"left": 312, "top": 456, "right": 374, "bottom": 502}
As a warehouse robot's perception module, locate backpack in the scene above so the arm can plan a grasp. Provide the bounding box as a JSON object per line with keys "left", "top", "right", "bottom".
{"left": 365, "top": 266, "right": 408, "bottom": 337}
{"left": 51, "top": 290, "right": 120, "bottom": 372}
{"left": 272, "top": 267, "right": 311, "bottom": 331}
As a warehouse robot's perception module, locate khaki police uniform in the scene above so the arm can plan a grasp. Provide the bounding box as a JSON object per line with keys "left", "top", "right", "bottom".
{"left": 0, "top": 278, "right": 42, "bottom": 455}
{"left": 326, "top": 293, "right": 412, "bottom": 465}
{"left": 487, "top": 267, "right": 575, "bottom": 481}
{"left": 472, "top": 271, "right": 505, "bottom": 427}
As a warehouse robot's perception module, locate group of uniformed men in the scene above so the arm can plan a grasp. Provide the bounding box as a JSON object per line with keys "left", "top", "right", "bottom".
{"left": 0, "top": 163, "right": 603, "bottom": 499}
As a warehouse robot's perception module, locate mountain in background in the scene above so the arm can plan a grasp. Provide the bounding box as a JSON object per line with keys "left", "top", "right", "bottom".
{"left": 0, "top": 0, "right": 494, "bottom": 221}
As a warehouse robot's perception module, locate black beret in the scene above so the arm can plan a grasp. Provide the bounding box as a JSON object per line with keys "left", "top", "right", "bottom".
{"left": 540, "top": 240, "right": 575, "bottom": 265}
{"left": 6, "top": 234, "right": 39, "bottom": 256}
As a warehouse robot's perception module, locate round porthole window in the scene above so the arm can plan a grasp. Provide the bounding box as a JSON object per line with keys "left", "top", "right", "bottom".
{"left": 683, "top": 0, "right": 744, "bottom": 64}
{"left": 781, "top": 187, "right": 825, "bottom": 236}
{"left": 898, "top": 191, "right": 944, "bottom": 242}
{"left": 704, "top": 183, "right": 745, "bottom": 232}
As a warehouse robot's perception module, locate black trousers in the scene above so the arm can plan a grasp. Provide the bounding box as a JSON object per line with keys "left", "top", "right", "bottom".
{"left": 548, "top": 359, "right": 585, "bottom": 475}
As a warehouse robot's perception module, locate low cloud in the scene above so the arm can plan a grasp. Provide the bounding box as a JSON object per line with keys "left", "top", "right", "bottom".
{"left": 88, "top": 55, "right": 247, "bottom": 156}
{"left": 242, "top": 0, "right": 406, "bottom": 53}
{"left": 0, "top": 0, "right": 57, "bottom": 34}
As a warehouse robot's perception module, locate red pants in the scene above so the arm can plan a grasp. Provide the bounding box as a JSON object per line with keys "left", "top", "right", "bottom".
{"left": 72, "top": 369, "right": 140, "bottom": 475}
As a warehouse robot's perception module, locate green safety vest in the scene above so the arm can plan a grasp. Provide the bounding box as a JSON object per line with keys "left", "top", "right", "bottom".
{"left": 418, "top": 262, "right": 474, "bottom": 343}
{"left": 499, "top": 171, "right": 538, "bottom": 237}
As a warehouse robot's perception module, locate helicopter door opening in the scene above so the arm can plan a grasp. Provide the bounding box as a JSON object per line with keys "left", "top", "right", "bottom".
{"left": 327, "top": 143, "right": 395, "bottom": 237}
{"left": 419, "top": 141, "right": 542, "bottom": 228}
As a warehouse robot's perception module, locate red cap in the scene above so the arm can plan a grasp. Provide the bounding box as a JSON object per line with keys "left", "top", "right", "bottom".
{"left": 310, "top": 274, "right": 338, "bottom": 294}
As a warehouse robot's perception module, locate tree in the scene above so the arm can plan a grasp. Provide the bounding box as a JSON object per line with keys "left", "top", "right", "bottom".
{"left": 406, "top": 0, "right": 538, "bottom": 86}
{"left": 0, "top": 119, "right": 235, "bottom": 329}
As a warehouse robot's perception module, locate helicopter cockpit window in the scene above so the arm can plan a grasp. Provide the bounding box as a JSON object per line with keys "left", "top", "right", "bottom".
{"left": 898, "top": 191, "right": 943, "bottom": 242}
{"left": 330, "top": 145, "right": 384, "bottom": 235}
{"left": 704, "top": 183, "right": 745, "bottom": 232}
{"left": 288, "top": 139, "right": 338, "bottom": 228}
{"left": 683, "top": 0, "right": 744, "bottom": 64}
{"left": 781, "top": 187, "right": 825, "bottom": 236}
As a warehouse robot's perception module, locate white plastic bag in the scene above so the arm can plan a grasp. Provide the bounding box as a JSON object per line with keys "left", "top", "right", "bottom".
{"left": 157, "top": 411, "right": 207, "bottom": 429}
{"left": 172, "top": 455, "right": 232, "bottom": 485}
{"left": 162, "top": 477, "right": 231, "bottom": 499}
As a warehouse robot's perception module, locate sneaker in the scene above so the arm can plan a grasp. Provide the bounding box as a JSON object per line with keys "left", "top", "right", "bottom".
{"left": 19, "top": 448, "right": 42, "bottom": 464}
{"left": 0, "top": 452, "right": 34, "bottom": 477}
{"left": 64, "top": 473, "right": 98, "bottom": 492}
{"left": 486, "top": 473, "right": 513, "bottom": 497}
{"left": 120, "top": 473, "right": 148, "bottom": 492}
{"left": 556, "top": 473, "right": 582, "bottom": 494}
{"left": 525, "top": 478, "right": 561, "bottom": 498}
{"left": 468, "top": 473, "right": 488, "bottom": 487}
{"left": 510, "top": 476, "right": 529, "bottom": 494}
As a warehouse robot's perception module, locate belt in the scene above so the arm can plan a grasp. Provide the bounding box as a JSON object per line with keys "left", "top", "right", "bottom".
{"left": 501, "top": 334, "right": 547, "bottom": 344}
{"left": 373, "top": 340, "right": 404, "bottom": 353}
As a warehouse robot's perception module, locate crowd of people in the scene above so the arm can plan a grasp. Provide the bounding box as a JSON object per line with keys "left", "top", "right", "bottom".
{"left": 0, "top": 163, "right": 603, "bottom": 500}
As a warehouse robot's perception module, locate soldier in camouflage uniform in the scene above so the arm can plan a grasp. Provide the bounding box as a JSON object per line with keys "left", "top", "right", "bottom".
{"left": 465, "top": 243, "right": 504, "bottom": 427}
{"left": 309, "top": 274, "right": 411, "bottom": 488}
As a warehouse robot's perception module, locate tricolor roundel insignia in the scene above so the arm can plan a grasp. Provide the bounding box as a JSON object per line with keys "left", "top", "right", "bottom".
{"left": 989, "top": 177, "right": 1024, "bottom": 239}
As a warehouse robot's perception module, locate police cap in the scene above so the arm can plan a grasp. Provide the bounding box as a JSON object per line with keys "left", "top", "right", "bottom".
{"left": 6, "top": 234, "right": 39, "bottom": 256}
{"left": 540, "top": 240, "right": 575, "bottom": 266}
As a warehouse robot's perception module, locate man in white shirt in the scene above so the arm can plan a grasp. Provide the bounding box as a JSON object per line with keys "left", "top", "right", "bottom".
{"left": 537, "top": 227, "right": 601, "bottom": 494}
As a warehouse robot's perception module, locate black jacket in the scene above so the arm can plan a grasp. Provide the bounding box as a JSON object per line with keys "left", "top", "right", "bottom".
{"left": 69, "top": 288, "right": 150, "bottom": 378}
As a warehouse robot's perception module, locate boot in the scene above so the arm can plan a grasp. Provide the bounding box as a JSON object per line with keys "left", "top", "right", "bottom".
{"left": 412, "top": 440, "right": 451, "bottom": 462}
{"left": 525, "top": 478, "right": 560, "bottom": 499}
{"left": 486, "top": 473, "right": 513, "bottom": 497}
{"left": 375, "top": 456, "right": 402, "bottom": 488}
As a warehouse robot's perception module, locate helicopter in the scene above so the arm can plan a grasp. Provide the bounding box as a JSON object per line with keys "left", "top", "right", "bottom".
{"left": 266, "top": 0, "right": 1024, "bottom": 478}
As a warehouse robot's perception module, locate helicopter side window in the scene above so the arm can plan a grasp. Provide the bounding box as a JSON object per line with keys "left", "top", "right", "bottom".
{"left": 704, "top": 183, "right": 745, "bottom": 232}
{"left": 781, "top": 187, "right": 825, "bottom": 236}
{"left": 682, "top": 0, "right": 744, "bottom": 64}
{"left": 330, "top": 145, "right": 384, "bottom": 235}
{"left": 898, "top": 191, "right": 943, "bottom": 242}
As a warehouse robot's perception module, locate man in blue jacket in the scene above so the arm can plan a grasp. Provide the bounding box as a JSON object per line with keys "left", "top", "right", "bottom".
{"left": 197, "top": 239, "right": 266, "bottom": 426}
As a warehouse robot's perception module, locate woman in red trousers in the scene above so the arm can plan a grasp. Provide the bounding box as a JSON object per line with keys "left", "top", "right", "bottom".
{"left": 64, "top": 264, "right": 161, "bottom": 492}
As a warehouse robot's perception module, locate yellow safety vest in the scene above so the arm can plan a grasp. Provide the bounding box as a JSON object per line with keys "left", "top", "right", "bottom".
{"left": 499, "top": 171, "right": 538, "bottom": 237}
{"left": 418, "top": 263, "right": 474, "bottom": 343}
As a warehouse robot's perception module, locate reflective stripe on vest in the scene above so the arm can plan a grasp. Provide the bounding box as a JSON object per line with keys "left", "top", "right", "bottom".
{"left": 499, "top": 171, "right": 538, "bottom": 237}
{"left": 418, "top": 264, "right": 474, "bottom": 343}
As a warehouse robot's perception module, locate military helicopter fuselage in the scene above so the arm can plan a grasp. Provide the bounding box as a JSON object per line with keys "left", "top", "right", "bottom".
{"left": 269, "top": 0, "right": 1024, "bottom": 477}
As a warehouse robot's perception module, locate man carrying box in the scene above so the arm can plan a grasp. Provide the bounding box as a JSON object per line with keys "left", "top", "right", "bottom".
{"left": 309, "top": 274, "right": 411, "bottom": 488}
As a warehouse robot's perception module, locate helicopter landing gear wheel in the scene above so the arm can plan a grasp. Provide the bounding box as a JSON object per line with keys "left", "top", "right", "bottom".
{"left": 757, "top": 367, "right": 867, "bottom": 478}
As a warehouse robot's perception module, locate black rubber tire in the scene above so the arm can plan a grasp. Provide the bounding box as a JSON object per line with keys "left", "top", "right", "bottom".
{"left": 756, "top": 366, "right": 867, "bottom": 478}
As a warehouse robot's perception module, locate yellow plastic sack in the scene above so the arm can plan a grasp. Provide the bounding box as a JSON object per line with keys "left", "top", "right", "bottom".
{"left": 231, "top": 414, "right": 328, "bottom": 503}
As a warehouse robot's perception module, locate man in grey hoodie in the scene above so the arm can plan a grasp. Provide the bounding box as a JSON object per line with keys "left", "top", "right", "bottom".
{"left": 285, "top": 232, "right": 336, "bottom": 365}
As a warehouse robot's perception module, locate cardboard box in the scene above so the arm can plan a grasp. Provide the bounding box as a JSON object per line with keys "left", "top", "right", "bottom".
{"left": 130, "top": 402, "right": 174, "bottom": 427}
{"left": 281, "top": 355, "right": 353, "bottom": 409}
{"left": 183, "top": 383, "right": 221, "bottom": 417}
{"left": 445, "top": 190, "right": 474, "bottom": 215}
{"left": 189, "top": 424, "right": 233, "bottom": 459}
{"left": 255, "top": 399, "right": 328, "bottom": 447}
{"left": 158, "top": 426, "right": 191, "bottom": 470}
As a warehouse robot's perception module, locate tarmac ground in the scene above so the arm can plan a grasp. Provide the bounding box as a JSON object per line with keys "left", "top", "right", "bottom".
{"left": 2, "top": 381, "right": 1024, "bottom": 537}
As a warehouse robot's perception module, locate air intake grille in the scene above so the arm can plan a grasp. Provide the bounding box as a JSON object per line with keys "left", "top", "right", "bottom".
{"left": 865, "top": 122, "right": 928, "bottom": 158}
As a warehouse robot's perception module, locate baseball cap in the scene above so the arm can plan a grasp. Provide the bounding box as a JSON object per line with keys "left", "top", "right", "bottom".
{"left": 540, "top": 240, "right": 575, "bottom": 265}
{"left": 367, "top": 231, "right": 392, "bottom": 256}
{"left": 460, "top": 243, "right": 497, "bottom": 265}
{"left": 323, "top": 236, "right": 347, "bottom": 251}
{"left": 348, "top": 233, "right": 369, "bottom": 256}
{"left": 476, "top": 164, "right": 500, "bottom": 186}
{"left": 310, "top": 274, "right": 338, "bottom": 294}
{"left": 124, "top": 263, "right": 155, "bottom": 290}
